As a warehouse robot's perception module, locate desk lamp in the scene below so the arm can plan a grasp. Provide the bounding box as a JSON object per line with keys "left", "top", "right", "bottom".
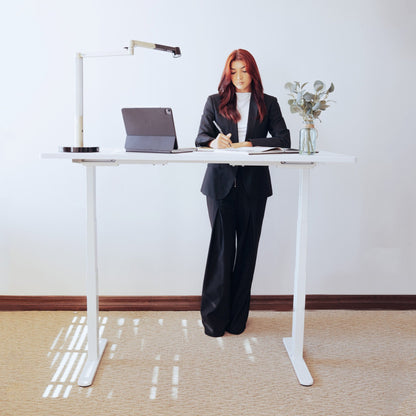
{"left": 60, "top": 40, "right": 182, "bottom": 153}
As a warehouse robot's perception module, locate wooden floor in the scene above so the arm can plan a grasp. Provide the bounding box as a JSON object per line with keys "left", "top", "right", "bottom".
{"left": 1, "top": 294, "right": 416, "bottom": 311}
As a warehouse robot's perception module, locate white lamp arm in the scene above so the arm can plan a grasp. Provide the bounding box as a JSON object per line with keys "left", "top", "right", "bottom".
{"left": 73, "top": 40, "right": 181, "bottom": 150}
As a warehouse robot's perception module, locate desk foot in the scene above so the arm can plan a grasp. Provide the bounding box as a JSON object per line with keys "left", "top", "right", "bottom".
{"left": 78, "top": 338, "right": 108, "bottom": 387}
{"left": 283, "top": 337, "right": 313, "bottom": 386}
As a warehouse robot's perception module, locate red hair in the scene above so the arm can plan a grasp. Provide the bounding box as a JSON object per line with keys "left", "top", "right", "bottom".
{"left": 218, "top": 49, "right": 266, "bottom": 123}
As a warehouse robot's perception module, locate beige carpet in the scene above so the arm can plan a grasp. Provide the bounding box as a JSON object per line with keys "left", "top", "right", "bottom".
{"left": 1, "top": 310, "right": 415, "bottom": 415}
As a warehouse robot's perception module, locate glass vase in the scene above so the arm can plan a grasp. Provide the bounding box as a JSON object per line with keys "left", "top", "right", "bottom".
{"left": 299, "top": 123, "right": 317, "bottom": 155}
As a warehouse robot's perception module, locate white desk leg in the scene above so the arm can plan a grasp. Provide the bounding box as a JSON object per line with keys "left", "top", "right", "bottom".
{"left": 78, "top": 165, "right": 107, "bottom": 387}
{"left": 283, "top": 167, "right": 313, "bottom": 386}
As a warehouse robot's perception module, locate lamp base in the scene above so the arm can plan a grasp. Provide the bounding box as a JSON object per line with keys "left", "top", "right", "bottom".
{"left": 59, "top": 146, "right": 100, "bottom": 153}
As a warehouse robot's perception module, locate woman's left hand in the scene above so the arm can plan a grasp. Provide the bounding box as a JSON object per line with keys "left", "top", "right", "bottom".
{"left": 231, "top": 141, "right": 253, "bottom": 148}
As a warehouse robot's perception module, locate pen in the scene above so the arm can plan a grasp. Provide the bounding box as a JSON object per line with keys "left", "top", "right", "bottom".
{"left": 213, "top": 120, "right": 224, "bottom": 135}
{"left": 213, "top": 120, "right": 232, "bottom": 148}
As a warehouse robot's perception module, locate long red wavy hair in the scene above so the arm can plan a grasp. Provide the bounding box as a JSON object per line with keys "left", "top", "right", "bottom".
{"left": 218, "top": 49, "right": 266, "bottom": 123}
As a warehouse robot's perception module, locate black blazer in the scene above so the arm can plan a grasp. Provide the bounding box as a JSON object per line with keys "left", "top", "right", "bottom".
{"left": 195, "top": 93, "right": 290, "bottom": 199}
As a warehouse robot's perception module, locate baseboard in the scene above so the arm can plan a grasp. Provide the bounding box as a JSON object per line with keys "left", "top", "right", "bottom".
{"left": 1, "top": 295, "right": 415, "bottom": 311}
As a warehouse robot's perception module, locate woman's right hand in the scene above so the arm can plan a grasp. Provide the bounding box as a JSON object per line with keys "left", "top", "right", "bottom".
{"left": 209, "top": 133, "right": 232, "bottom": 149}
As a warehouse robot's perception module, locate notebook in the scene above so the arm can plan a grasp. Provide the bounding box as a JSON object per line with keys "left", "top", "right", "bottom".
{"left": 122, "top": 107, "right": 194, "bottom": 153}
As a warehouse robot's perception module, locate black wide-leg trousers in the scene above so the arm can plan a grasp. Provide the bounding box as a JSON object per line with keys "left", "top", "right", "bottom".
{"left": 201, "top": 180, "right": 267, "bottom": 337}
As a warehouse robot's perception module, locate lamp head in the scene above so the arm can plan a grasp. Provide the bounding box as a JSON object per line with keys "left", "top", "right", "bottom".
{"left": 155, "top": 43, "right": 181, "bottom": 58}
{"left": 128, "top": 41, "right": 182, "bottom": 58}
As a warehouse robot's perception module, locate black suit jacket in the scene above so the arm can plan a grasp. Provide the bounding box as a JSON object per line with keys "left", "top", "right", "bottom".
{"left": 195, "top": 93, "right": 290, "bottom": 199}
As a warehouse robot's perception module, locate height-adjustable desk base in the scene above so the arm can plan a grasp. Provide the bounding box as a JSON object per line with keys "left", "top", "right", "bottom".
{"left": 42, "top": 149, "right": 356, "bottom": 388}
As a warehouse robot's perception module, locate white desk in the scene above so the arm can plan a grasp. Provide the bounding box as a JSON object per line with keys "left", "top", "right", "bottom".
{"left": 42, "top": 149, "right": 356, "bottom": 387}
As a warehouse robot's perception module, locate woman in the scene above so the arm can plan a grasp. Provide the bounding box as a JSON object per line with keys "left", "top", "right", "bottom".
{"left": 195, "top": 49, "right": 290, "bottom": 337}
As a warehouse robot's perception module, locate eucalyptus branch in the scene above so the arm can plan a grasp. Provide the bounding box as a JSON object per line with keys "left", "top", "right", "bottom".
{"left": 285, "top": 80, "right": 335, "bottom": 123}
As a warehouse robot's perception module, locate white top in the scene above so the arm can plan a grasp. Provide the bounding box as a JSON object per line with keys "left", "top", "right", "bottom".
{"left": 42, "top": 149, "right": 357, "bottom": 166}
{"left": 236, "top": 92, "right": 251, "bottom": 142}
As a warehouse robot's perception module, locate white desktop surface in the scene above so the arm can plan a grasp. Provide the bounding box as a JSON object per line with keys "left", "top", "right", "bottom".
{"left": 42, "top": 148, "right": 355, "bottom": 165}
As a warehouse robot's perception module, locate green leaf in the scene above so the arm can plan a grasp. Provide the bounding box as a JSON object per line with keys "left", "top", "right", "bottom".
{"left": 284, "top": 82, "right": 295, "bottom": 92}
{"left": 312, "top": 101, "right": 321, "bottom": 111}
{"left": 314, "top": 80, "right": 324, "bottom": 92}
{"left": 303, "top": 92, "right": 313, "bottom": 102}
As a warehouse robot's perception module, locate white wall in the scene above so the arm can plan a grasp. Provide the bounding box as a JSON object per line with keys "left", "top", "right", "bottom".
{"left": 1, "top": 0, "right": 415, "bottom": 296}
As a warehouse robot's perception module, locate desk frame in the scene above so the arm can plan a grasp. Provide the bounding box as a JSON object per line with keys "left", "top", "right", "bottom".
{"left": 43, "top": 150, "right": 355, "bottom": 387}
